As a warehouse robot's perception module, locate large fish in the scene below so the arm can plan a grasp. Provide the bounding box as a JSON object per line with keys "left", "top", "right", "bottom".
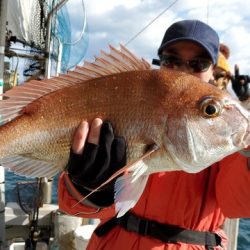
{"left": 0, "top": 45, "right": 249, "bottom": 216}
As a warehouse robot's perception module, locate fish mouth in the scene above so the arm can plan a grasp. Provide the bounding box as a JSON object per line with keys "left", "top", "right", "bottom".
{"left": 229, "top": 101, "right": 250, "bottom": 148}
{"left": 233, "top": 125, "right": 250, "bottom": 149}
{"left": 242, "top": 114, "right": 250, "bottom": 148}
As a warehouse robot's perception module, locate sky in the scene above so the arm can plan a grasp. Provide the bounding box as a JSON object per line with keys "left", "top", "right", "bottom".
{"left": 64, "top": 0, "right": 250, "bottom": 75}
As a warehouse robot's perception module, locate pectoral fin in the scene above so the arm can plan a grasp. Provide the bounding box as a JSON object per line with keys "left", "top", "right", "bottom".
{"left": 114, "top": 163, "right": 149, "bottom": 217}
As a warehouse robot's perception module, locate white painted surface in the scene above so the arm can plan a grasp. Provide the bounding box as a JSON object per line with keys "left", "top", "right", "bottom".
{"left": 74, "top": 224, "right": 98, "bottom": 250}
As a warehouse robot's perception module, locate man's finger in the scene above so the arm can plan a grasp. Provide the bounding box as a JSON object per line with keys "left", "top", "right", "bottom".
{"left": 88, "top": 118, "right": 103, "bottom": 145}
{"left": 72, "top": 120, "right": 89, "bottom": 154}
{"left": 234, "top": 64, "right": 239, "bottom": 77}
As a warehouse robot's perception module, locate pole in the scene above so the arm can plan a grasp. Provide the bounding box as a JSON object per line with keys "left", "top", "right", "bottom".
{"left": 0, "top": 167, "right": 5, "bottom": 249}
{"left": 223, "top": 218, "right": 239, "bottom": 250}
{"left": 0, "top": 0, "right": 7, "bottom": 94}
{"left": 0, "top": 0, "right": 7, "bottom": 247}
{"left": 56, "top": 40, "right": 62, "bottom": 76}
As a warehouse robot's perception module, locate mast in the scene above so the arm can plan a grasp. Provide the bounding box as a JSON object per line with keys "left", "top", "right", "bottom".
{"left": 0, "top": 0, "right": 7, "bottom": 94}
{"left": 0, "top": 0, "right": 8, "bottom": 247}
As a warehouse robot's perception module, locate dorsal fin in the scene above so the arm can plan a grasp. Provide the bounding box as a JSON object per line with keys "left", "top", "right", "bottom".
{"left": 0, "top": 44, "right": 151, "bottom": 124}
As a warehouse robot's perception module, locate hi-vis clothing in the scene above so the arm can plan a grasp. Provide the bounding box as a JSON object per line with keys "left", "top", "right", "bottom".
{"left": 58, "top": 152, "right": 250, "bottom": 249}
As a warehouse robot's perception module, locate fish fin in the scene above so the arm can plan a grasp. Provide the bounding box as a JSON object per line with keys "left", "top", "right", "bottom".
{"left": 0, "top": 79, "right": 70, "bottom": 124}
{"left": 0, "top": 45, "right": 151, "bottom": 125}
{"left": 114, "top": 162, "right": 149, "bottom": 217}
{"left": 71, "top": 144, "right": 159, "bottom": 208}
{"left": 1, "top": 155, "right": 61, "bottom": 178}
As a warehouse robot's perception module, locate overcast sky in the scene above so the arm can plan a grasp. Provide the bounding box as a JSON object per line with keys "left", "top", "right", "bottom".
{"left": 65, "top": 0, "right": 250, "bottom": 75}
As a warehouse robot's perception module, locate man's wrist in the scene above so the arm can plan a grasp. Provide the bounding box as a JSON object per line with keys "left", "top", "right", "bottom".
{"left": 65, "top": 172, "right": 114, "bottom": 208}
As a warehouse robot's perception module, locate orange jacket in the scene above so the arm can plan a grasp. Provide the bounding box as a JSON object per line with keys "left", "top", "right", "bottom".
{"left": 58, "top": 152, "right": 250, "bottom": 249}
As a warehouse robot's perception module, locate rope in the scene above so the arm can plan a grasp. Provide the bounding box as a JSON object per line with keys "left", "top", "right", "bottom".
{"left": 62, "top": 0, "right": 87, "bottom": 45}
{"left": 124, "top": 0, "right": 179, "bottom": 46}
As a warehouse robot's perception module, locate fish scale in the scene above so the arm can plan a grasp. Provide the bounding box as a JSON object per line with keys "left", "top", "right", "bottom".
{"left": 0, "top": 70, "right": 163, "bottom": 168}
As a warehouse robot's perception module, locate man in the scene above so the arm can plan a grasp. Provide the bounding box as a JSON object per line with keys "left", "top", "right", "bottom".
{"left": 58, "top": 20, "right": 250, "bottom": 249}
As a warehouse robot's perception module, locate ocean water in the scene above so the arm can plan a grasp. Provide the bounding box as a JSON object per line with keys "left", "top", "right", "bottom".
{"left": 3, "top": 171, "right": 250, "bottom": 249}
{"left": 238, "top": 219, "right": 250, "bottom": 249}
{"left": 4, "top": 171, "right": 60, "bottom": 205}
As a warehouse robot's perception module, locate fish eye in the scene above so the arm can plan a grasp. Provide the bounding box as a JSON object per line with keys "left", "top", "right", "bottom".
{"left": 200, "top": 97, "right": 222, "bottom": 118}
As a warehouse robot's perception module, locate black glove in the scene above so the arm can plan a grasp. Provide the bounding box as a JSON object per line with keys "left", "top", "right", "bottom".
{"left": 67, "top": 121, "right": 126, "bottom": 207}
{"left": 231, "top": 65, "right": 250, "bottom": 101}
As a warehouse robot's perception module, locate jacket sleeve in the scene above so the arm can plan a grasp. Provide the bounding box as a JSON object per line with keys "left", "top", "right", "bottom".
{"left": 216, "top": 152, "right": 250, "bottom": 218}
{"left": 58, "top": 171, "right": 116, "bottom": 219}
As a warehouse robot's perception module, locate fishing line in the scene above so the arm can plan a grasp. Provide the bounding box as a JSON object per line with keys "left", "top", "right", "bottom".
{"left": 124, "top": 0, "right": 179, "bottom": 46}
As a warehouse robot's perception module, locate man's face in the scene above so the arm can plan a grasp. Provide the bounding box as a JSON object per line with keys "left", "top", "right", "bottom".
{"left": 160, "top": 41, "right": 214, "bottom": 83}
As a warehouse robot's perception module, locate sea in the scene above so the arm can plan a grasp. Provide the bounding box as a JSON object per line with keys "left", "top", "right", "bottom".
{"left": 4, "top": 171, "right": 250, "bottom": 249}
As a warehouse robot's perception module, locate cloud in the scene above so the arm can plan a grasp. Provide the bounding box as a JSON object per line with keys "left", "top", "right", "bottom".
{"left": 66, "top": 0, "right": 250, "bottom": 74}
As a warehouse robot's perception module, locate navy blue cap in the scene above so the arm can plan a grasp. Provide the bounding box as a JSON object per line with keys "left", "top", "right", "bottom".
{"left": 158, "top": 20, "right": 219, "bottom": 64}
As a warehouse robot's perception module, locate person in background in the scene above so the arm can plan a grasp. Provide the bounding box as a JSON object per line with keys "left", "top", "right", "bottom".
{"left": 58, "top": 20, "right": 250, "bottom": 250}
{"left": 213, "top": 44, "right": 231, "bottom": 90}
{"left": 212, "top": 43, "right": 250, "bottom": 102}
{"left": 232, "top": 64, "right": 250, "bottom": 101}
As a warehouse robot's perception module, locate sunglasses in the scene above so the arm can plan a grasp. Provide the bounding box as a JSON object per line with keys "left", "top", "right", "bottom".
{"left": 159, "top": 54, "right": 213, "bottom": 73}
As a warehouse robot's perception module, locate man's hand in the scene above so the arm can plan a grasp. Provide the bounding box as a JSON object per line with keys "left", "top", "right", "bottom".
{"left": 232, "top": 65, "right": 250, "bottom": 101}
{"left": 67, "top": 118, "right": 126, "bottom": 207}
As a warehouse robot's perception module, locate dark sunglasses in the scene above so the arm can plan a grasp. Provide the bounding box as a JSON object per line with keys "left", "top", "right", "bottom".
{"left": 159, "top": 54, "right": 213, "bottom": 73}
